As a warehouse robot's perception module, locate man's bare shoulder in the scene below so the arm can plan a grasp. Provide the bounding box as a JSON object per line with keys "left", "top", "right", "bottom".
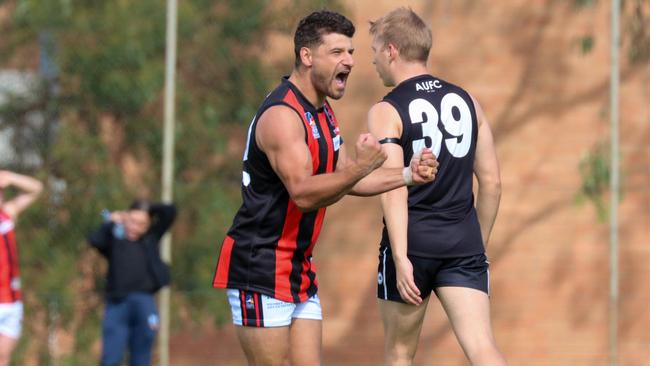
{"left": 256, "top": 104, "right": 305, "bottom": 151}
{"left": 368, "top": 101, "right": 401, "bottom": 132}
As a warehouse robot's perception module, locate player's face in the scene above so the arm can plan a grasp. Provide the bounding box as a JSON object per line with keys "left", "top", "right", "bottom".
{"left": 371, "top": 37, "right": 394, "bottom": 87}
{"left": 310, "top": 32, "right": 355, "bottom": 100}
{"left": 125, "top": 209, "right": 151, "bottom": 241}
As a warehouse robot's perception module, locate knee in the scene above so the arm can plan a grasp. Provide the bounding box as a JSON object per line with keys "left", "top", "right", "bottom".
{"left": 385, "top": 342, "right": 417, "bottom": 366}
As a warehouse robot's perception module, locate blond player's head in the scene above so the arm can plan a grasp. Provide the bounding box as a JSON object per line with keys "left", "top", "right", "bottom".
{"left": 369, "top": 7, "right": 432, "bottom": 64}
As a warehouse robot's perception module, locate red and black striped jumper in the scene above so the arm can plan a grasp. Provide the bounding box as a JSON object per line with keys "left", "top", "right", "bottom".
{"left": 0, "top": 210, "right": 21, "bottom": 304}
{"left": 213, "top": 77, "right": 343, "bottom": 304}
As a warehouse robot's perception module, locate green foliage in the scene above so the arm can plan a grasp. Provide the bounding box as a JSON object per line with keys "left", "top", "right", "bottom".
{"left": 1, "top": 0, "right": 344, "bottom": 362}
{"left": 627, "top": 0, "right": 650, "bottom": 63}
{"left": 574, "top": 0, "right": 597, "bottom": 8}
{"left": 580, "top": 35, "right": 595, "bottom": 54}
{"left": 575, "top": 143, "right": 624, "bottom": 222}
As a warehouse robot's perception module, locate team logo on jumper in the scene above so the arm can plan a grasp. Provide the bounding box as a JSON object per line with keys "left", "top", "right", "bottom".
{"left": 10, "top": 277, "right": 20, "bottom": 290}
{"left": 0, "top": 220, "right": 14, "bottom": 234}
{"left": 305, "top": 111, "right": 320, "bottom": 139}
{"left": 415, "top": 79, "right": 442, "bottom": 92}
{"left": 245, "top": 294, "right": 255, "bottom": 310}
{"left": 333, "top": 135, "right": 341, "bottom": 151}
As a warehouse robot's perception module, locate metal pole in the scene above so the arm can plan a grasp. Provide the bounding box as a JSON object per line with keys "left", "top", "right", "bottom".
{"left": 159, "top": 0, "right": 177, "bottom": 365}
{"left": 609, "top": 0, "right": 620, "bottom": 365}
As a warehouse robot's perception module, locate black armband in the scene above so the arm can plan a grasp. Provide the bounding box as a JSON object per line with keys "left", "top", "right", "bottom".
{"left": 378, "top": 137, "right": 401, "bottom": 145}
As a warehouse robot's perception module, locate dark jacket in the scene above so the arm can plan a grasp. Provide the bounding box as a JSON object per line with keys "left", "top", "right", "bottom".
{"left": 88, "top": 203, "right": 177, "bottom": 299}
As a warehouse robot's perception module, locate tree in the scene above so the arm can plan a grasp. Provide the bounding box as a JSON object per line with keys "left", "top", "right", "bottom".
{"left": 0, "top": 0, "right": 343, "bottom": 362}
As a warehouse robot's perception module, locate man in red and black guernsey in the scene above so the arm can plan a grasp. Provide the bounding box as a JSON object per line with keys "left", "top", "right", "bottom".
{"left": 212, "top": 10, "right": 439, "bottom": 366}
{"left": 0, "top": 170, "right": 42, "bottom": 366}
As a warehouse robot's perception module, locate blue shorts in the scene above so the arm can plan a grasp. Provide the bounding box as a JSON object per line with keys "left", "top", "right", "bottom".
{"left": 377, "top": 247, "right": 489, "bottom": 303}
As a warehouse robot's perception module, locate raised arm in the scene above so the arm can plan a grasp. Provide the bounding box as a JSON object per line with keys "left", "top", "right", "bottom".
{"left": 367, "top": 102, "right": 422, "bottom": 305}
{"left": 148, "top": 203, "right": 177, "bottom": 241}
{"left": 256, "top": 105, "right": 386, "bottom": 212}
{"left": 0, "top": 170, "right": 43, "bottom": 219}
{"left": 347, "top": 102, "right": 438, "bottom": 196}
{"left": 471, "top": 95, "right": 502, "bottom": 247}
{"left": 88, "top": 222, "right": 113, "bottom": 256}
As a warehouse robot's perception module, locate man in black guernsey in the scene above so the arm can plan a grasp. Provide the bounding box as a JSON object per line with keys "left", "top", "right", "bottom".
{"left": 212, "top": 10, "right": 439, "bottom": 366}
{"left": 368, "top": 8, "right": 506, "bottom": 366}
{"left": 89, "top": 200, "right": 176, "bottom": 366}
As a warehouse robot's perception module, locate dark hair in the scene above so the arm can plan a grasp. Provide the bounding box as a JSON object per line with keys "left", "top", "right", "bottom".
{"left": 294, "top": 10, "right": 355, "bottom": 67}
{"left": 129, "top": 200, "right": 151, "bottom": 215}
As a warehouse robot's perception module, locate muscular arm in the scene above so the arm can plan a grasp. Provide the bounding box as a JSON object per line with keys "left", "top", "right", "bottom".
{"left": 339, "top": 145, "right": 404, "bottom": 196}
{"left": 471, "top": 95, "right": 502, "bottom": 247}
{"left": 348, "top": 103, "right": 438, "bottom": 196}
{"left": 256, "top": 105, "right": 385, "bottom": 212}
{"left": 367, "top": 102, "right": 422, "bottom": 305}
{"left": 0, "top": 170, "right": 43, "bottom": 219}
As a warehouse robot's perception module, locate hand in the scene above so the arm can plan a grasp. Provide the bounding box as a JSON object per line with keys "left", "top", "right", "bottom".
{"left": 110, "top": 211, "right": 127, "bottom": 224}
{"left": 409, "top": 149, "right": 439, "bottom": 185}
{"left": 354, "top": 133, "right": 387, "bottom": 174}
{"left": 394, "top": 256, "right": 422, "bottom": 305}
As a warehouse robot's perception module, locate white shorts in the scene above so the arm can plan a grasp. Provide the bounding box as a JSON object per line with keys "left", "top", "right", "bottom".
{"left": 0, "top": 301, "right": 23, "bottom": 339}
{"left": 227, "top": 289, "right": 322, "bottom": 328}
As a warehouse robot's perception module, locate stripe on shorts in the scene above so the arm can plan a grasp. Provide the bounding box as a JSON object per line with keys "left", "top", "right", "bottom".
{"left": 381, "top": 247, "right": 388, "bottom": 300}
{"left": 239, "top": 290, "right": 264, "bottom": 327}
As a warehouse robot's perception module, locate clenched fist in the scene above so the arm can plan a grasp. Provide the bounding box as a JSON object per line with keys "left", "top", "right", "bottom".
{"left": 355, "top": 133, "right": 387, "bottom": 174}
{"left": 407, "top": 148, "right": 439, "bottom": 185}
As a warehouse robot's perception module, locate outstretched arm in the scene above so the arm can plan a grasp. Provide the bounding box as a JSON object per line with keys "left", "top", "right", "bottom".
{"left": 256, "top": 105, "right": 386, "bottom": 212}
{"left": 471, "top": 95, "right": 502, "bottom": 247}
{"left": 367, "top": 102, "right": 422, "bottom": 305}
{"left": 0, "top": 170, "right": 43, "bottom": 219}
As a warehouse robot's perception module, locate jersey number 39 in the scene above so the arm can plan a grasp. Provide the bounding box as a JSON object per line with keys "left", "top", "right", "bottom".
{"left": 409, "top": 92, "right": 472, "bottom": 159}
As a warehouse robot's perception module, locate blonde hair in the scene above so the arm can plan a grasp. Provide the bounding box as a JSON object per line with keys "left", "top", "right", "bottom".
{"left": 369, "top": 7, "right": 432, "bottom": 63}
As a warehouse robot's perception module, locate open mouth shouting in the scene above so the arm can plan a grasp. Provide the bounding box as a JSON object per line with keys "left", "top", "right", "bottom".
{"left": 334, "top": 69, "right": 350, "bottom": 89}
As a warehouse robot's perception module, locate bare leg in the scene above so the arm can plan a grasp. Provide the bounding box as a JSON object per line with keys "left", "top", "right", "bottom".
{"left": 235, "top": 325, "right": 291, "bottom": 366}
{"left": 0, "top": 334, "right": 17, "bottom": 366}
{"left": 289, "top": 319, "right": 322, "bottom": 365}
{"left": 436, "top": 287, "right": 506, "bottom": 366}
{"left": 378, "top": 297, "right": 430, "bottom": 366}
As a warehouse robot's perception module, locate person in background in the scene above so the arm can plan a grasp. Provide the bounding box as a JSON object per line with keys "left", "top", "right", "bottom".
{"left": 0, "top": 170, "right": 43, "bottom": 366}
{"left": 89, "top": 200, "right": 176, "bottom": 366}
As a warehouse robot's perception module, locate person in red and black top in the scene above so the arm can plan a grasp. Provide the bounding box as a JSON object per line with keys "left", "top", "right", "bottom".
{"left": 0, "top": 170, "right": 43, "bottom": 366}
{"left": 212, "top": 10, "right": 439, "bottom": 366}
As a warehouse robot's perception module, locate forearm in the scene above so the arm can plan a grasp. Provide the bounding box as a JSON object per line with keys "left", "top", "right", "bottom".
{"left": 381, "top": 187, "right": 409, "bottom": 261}
{"left": 291, "top": 162, "right": 370, "bottom": 211}
{"left": 349, "top": 167, "right": 406, "bottom": 196}
{"left": 149, "top": 203, "right": 177, "bottom": 236}
{"left": 88, "top": 222, "right": 113, "bottom": 250}
{"left": 475, "top": 181, "right": 501, "bottom": 247}
{"left": 5, "top": 171, "right": 43, "bottom": 194}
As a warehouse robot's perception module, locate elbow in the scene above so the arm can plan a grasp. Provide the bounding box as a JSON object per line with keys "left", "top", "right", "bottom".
{"left": 293, "top": 197, "right": 320, "bottom": 213}
{"left": 479, "top": 175, "right": 501, "bottom": 198}
{"left": 486, "top": 178, "right": 502, "bottom": 199}
{"left": 34, "top": 180, "right": 44, "bottom": 195}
